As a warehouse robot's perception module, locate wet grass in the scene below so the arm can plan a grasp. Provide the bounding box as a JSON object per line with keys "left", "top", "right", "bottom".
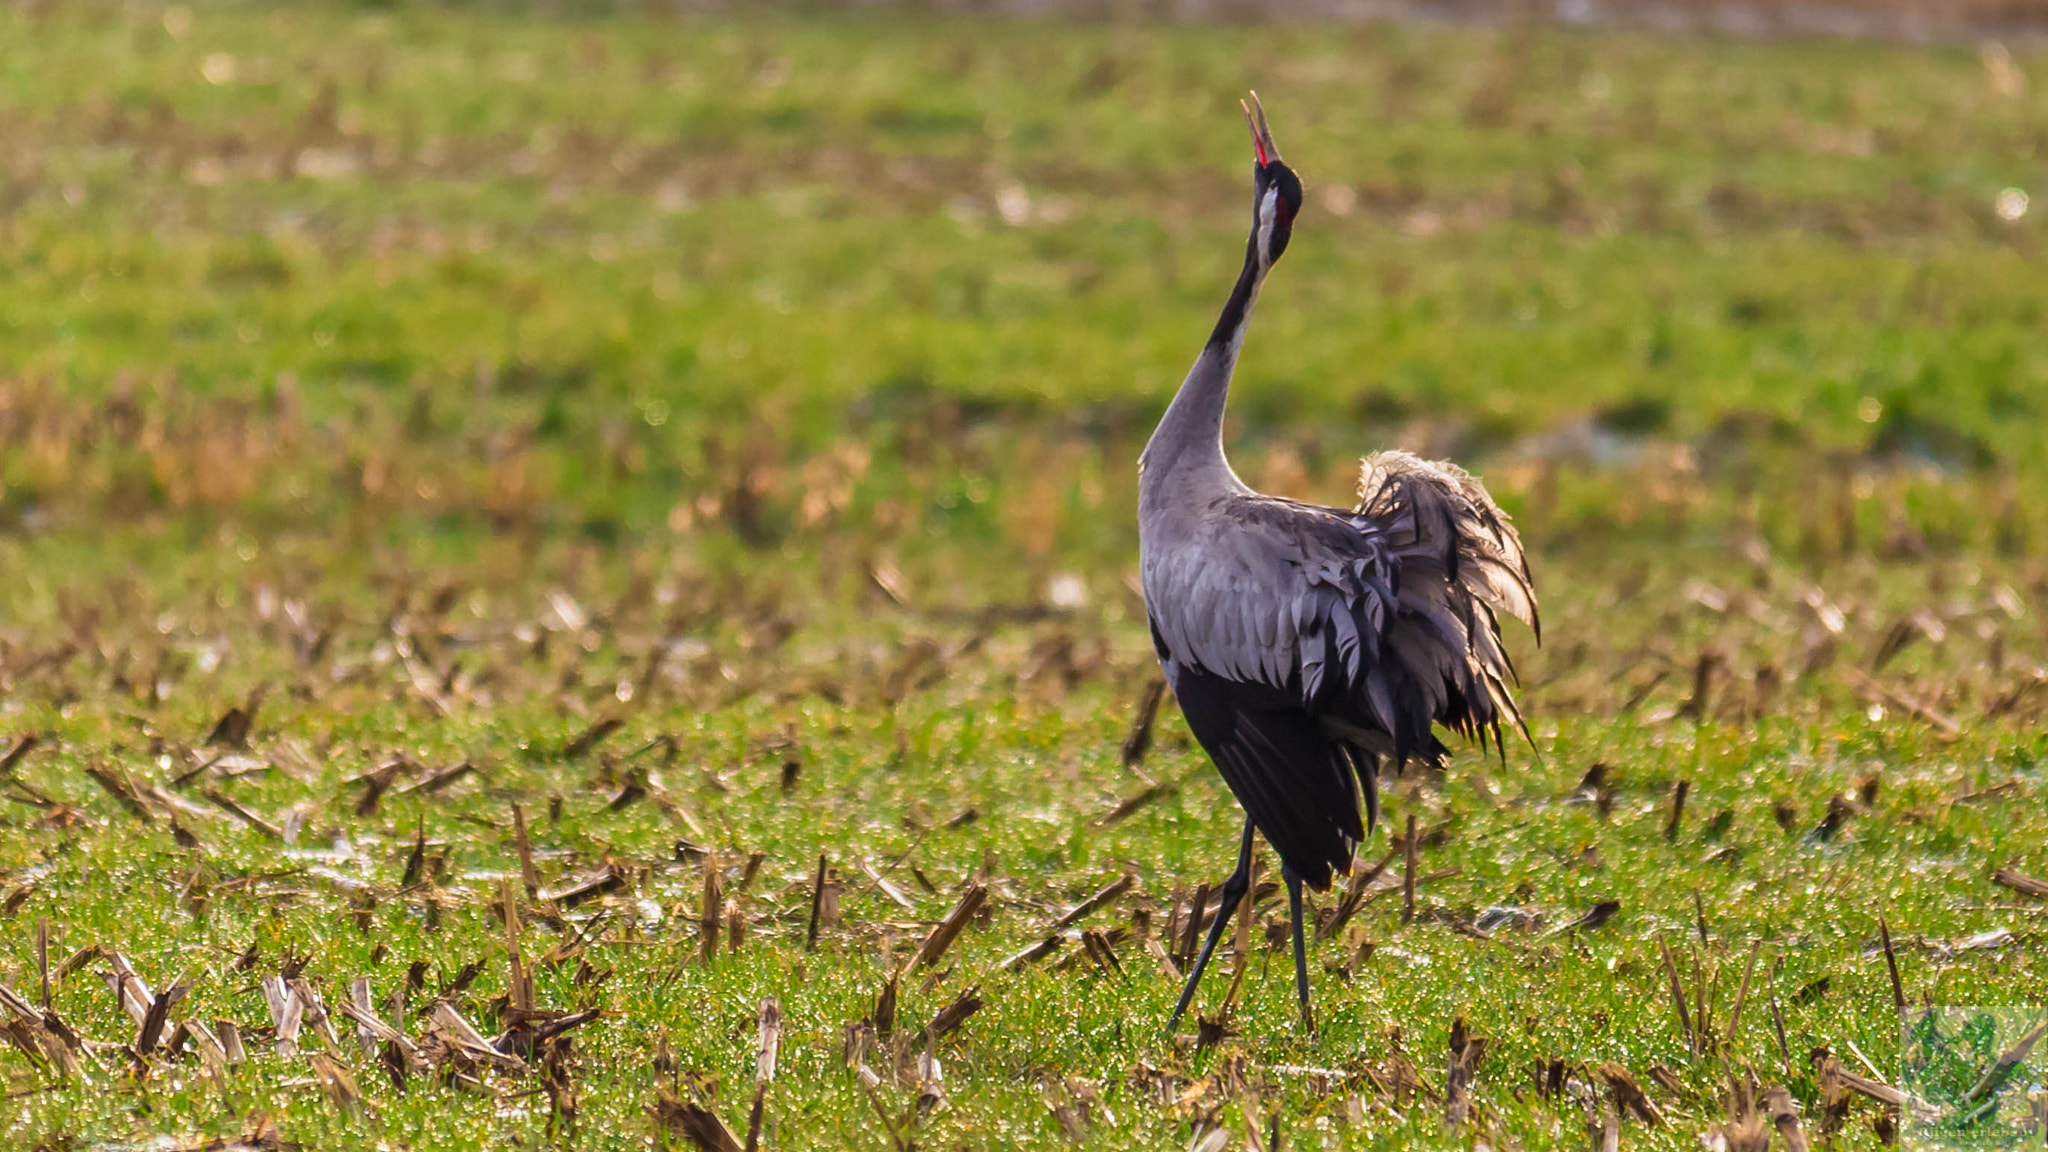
{"left": 2, "top": 4, "right": 2047, "bottom": 1150}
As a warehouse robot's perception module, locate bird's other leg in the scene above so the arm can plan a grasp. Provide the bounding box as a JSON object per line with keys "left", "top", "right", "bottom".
{"left": 1284, "top": 865, "right": 1315, "bottom": 1034}
{"left": 1166, "top": 818, "right": 1255, "bottom": 1034}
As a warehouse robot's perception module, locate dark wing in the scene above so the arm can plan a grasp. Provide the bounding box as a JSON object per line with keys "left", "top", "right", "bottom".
{"left": 1143, "top": 451, "right": 1537, "bottom": 888}
{"left": 1145, "top": 496, "right": 1400, "bottom": 889}
{"left": 1154, "top": 644, "right": 1373, "bottom": 891}
{"left": 1351, "top": 449, "right": 1538, "bottom": 751}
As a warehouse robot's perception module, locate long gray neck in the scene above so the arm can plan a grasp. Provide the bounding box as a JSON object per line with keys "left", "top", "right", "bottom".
{"left": 1140, "top": 234, "right": 1267, "bottom": 508}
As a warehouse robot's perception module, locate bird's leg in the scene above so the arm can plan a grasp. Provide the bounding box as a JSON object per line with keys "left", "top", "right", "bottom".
{"left": 1283, "top": 866, "right": 1316, "bottom": 1034}
{"left": 1166, "top": 818, "right": 1255, "bottom": 1034}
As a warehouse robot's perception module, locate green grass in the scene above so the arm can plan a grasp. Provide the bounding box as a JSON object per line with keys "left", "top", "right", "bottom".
{"left": 2, "top": 4, "right": 2047, "bottom": 1150}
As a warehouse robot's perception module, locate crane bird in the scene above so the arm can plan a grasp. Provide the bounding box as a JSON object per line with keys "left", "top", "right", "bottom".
{"left": 1139, "top": 93, "right": 1539, "bottom": 1034}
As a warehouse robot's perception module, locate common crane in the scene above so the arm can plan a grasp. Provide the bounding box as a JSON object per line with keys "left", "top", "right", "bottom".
{"left": 1139, "top": 94, "right": 1539, "bottom": 1034}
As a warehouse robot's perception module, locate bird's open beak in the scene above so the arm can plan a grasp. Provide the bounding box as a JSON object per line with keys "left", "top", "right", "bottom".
{"left": 1241, "top": 91, "right": 1282, "bottom": 167}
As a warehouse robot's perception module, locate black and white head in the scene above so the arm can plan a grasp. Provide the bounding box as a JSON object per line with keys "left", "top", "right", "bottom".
{"left": 1242, "top": 92, "right": 1303, "bottom": 270}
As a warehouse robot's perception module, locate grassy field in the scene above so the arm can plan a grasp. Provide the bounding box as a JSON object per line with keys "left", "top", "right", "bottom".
{"left": 3, "top": 4, "right": 2048, "bottom": 1149}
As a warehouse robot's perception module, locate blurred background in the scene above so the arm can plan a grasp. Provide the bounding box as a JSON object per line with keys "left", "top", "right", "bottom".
{"left": 4, "top": 2, "right": 2045, "bottom": 599}
{"left": 3, "top": 1, "right": 2047, "bottom": 726}
{"left": 4, "top": 6, "right": 2048, "bottom": 1146}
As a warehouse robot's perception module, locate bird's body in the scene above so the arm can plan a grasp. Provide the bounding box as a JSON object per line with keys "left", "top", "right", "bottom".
{"left": 1142, "top": 457, "right": 1535, "bottom": 887}
{"left": 1140, "top": 95, "right": 1537, "bottom": 1032}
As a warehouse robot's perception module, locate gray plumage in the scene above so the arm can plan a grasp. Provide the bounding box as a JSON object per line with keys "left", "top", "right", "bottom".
{"left": 1141, "top": 454, "right": 1538, "bottom": 886}
{"left": 1143, "top": 94, "right": 1539, "bottom": 1033}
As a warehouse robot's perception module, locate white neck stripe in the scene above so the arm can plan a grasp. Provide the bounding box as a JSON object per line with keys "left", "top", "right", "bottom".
{"left": 1254, "top": 187, "right": 1279, "bottom": 268}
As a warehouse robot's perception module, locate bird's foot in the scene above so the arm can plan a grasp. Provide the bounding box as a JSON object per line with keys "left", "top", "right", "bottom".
{"left": 1195, "top": 1014, "right": 1234, "bottom": 1052}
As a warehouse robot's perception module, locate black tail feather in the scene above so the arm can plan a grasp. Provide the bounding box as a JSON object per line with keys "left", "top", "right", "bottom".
{"left": 1169, "top": 664, "right": 1365, "bottom": 890}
